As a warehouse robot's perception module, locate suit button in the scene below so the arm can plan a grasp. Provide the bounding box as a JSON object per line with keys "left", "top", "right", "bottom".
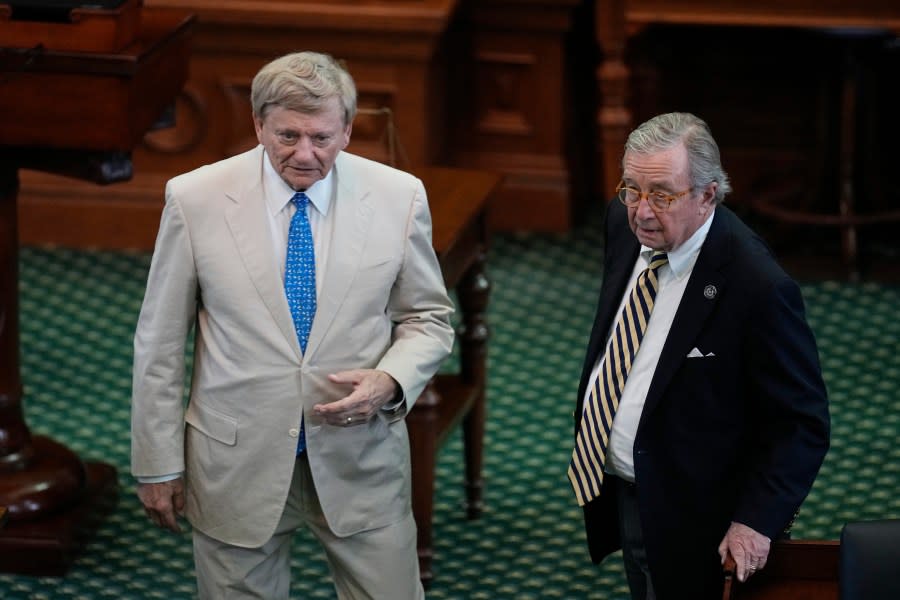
{"left": 289, "top": 428, "right": 299, "bottom": 438}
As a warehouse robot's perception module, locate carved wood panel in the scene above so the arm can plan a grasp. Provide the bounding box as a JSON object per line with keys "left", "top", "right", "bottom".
{"left": 450, "top": 0, "right": 592, "bottom": 232}
{"left": 18, "top": 0, "right": 458, "bottom": 248}
{"left": 17, "top": 0, "right": 595, "bottom": 245}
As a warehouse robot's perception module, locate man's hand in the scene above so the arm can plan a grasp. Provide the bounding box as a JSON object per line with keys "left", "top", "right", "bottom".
{"left": 137, "top": 478, "right": 186, "bottom": 533}
{"left": 313, "top": 369, "right": 399, "bottom": 426}
{"left": 719, "top": 521, "right": 771, "bottom": 582}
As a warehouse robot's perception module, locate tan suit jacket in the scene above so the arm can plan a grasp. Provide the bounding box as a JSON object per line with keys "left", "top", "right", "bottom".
{"left": 131, "top": 146, "right": 454, "bottom": 547}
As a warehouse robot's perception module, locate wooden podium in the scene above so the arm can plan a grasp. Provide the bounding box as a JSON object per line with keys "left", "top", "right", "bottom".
{"left": 0, "top": 7, "right": 194, "bottom": 575}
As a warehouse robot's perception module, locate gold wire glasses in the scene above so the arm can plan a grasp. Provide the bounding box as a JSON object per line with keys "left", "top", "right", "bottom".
{"left": 615, "top": 181, "right": 693, "bottom": 212}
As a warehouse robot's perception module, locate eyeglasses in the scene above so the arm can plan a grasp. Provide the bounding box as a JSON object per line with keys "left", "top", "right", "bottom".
{"left": 615, "top": 181, "right": 693, "bottom": 212}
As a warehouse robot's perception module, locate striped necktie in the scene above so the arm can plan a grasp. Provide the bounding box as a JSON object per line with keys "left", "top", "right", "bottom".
{"left": 285, "top": 191, "right": 316, "bottom": 453}
{"left": 568, "top": 251, "right": 668, "bottom": 506}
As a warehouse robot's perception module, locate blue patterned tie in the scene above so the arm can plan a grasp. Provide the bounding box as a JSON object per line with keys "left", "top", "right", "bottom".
{"left": 285, "top": 191, "right": 316, "bottom": 453}
{"left": 569, "top": 251, "right": 668, "bottom": 505}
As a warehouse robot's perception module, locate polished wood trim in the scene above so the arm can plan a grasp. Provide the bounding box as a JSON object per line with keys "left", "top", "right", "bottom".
{"left": 0, "top": 0, "right": 142, "bottom": 53}
{"left": 147, "top": 0, "right": 459, "bottom": 32}
{"left": 625, "top": 1, "right": 900, "bottom": 30}
{"left": 723, "top": 539, "right": 839, "bottom": 600}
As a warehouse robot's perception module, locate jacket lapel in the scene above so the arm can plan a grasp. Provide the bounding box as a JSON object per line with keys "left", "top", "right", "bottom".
{"left": 640, "top": 207, "right": 732, "bottom": 418}
{"left": 586, "top": 242, "right": 639, "bottom": 370}
{"left": 224, "top": 147, "right": 303, "bottom": 360}
{"left": 303, "top": 153, "right": 374, "bottom": 358}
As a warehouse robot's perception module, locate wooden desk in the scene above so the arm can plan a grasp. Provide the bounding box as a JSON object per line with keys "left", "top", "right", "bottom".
{"left": 595, "top": 0, "right": 900, "bottom": 195}
{"left": 410, "top": 166, "right": 501, "bottom": 587}
{"left": 0, "top": 8, "right": 193, "bottom": 575}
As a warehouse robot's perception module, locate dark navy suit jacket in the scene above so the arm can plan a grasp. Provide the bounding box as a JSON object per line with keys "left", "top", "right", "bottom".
{"left": 577, "top": 201, "right": 830, "bottom": 599}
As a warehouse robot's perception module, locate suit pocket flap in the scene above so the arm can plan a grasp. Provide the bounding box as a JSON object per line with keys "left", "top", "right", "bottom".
{"left": 185, "top": 399, "right": 238, "bottom": 446}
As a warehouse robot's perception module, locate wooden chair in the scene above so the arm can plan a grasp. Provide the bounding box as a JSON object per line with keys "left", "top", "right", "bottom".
{"left": 722, "top": 539, "right": 839, "bottom": 600}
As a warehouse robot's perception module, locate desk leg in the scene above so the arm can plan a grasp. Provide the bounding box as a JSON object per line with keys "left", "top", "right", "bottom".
{"left": 0, "top": 165, "right": 118, "bottom": 575}
{"left": 459, "top": 250, "right": 490, "bottom": 519}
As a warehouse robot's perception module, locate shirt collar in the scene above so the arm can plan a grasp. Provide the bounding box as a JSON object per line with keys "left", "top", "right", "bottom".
{"left": 261, "top": 149, "right": 334, "bottom": 217}
{"left": 640, "top": 208, "right": 715, "bottom": 279}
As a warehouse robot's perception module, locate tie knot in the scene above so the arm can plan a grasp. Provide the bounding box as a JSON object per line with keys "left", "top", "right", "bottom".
{"left": 291, "top": 191, "right": 309, "bottom": 210}
{"left": 649, "top": 251, "right": 668, "bottom": 270}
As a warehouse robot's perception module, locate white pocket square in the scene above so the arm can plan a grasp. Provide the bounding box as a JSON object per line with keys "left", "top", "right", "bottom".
{"left": 687, "top": 347, "right": 715, "bottom": 358}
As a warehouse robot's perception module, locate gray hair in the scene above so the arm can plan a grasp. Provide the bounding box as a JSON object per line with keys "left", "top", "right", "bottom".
{"left": 251, "top": 51, "right": 357, "bottom": 126}
{"left": 623, "top": 112, "right": 732, "bottom": 203}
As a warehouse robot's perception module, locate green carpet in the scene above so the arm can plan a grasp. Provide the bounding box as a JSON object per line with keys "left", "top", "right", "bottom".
{"left": 2, "top": 207, "right": 899, "bottom": 599}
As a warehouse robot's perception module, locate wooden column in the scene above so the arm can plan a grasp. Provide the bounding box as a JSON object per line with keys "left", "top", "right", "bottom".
{"left": 451, "top": 0, "right": 592, "bottom": 232}
{"left": 595, "top": 0, "right": 628, "bottom": 198}
{"left": 0, "top": 8, "right": 193, "bottom": 574}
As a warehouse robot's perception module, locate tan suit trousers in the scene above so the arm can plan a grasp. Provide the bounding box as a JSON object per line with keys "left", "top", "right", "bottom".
{"left": 193, "top": 454, "right": 424, "bottom": 600}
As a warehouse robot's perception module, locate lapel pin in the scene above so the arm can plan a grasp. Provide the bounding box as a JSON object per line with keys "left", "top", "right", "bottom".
{"left": 703, "top": 284, "right": 717, "bottom": 299}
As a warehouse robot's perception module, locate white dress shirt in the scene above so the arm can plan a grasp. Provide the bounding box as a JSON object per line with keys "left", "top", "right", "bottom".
{"left": 591, "top": 210, "right": 715, "bottom": 482}
{"left": 261, "top": 151, "right": 334, "bottom": 291}
{"left": 263, "top": 153, "right": 406, "bottom": 413}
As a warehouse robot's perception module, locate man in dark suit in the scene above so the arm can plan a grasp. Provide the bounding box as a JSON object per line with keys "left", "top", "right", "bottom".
{"left": 569, "top": 112, "right": 830, "bottom": 599}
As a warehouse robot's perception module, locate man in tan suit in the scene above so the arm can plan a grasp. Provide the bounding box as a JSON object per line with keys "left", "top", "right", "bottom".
{"left": 131, "top": 51, "right": 454, "bottom": 599}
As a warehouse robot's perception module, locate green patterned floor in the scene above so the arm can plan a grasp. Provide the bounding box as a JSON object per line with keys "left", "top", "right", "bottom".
{"left": 3, "top": 207, "right": 899, "bottom": 599}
